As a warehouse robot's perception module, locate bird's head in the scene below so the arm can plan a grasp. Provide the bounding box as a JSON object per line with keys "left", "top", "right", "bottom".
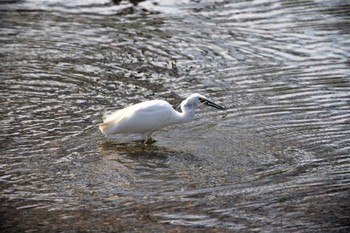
{"left": 181, "top": 93, "right": 225, "bottom": 111}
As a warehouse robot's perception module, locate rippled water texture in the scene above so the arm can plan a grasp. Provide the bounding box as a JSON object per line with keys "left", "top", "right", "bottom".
{"left": 1, "top": 0, "right": 350, "bottom": 232}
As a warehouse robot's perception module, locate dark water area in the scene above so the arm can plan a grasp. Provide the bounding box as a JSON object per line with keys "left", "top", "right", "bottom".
{"left": 1, "top": 0, "right": 350, "bottom": 232}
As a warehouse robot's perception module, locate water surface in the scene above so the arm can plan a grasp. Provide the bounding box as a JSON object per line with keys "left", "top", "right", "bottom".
{"left": 1, "top": 0, "right": 350, "bottom": 232}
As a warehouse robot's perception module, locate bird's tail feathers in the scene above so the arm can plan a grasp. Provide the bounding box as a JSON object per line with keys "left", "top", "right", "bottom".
{"left": 102, "top": 109, "right": 122, "bottom": 122}
{"left": 99, "top": 121, "right": 114, "bottom": 136}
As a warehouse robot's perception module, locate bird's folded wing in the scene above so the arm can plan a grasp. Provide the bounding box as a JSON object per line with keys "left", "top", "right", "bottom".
{"left": 103, "top": 109, "right": 123, "bottom": 122}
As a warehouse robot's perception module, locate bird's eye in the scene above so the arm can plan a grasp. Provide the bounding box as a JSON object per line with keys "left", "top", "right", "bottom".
{"left": 199, "top": 97, "right": 206, "bottom": 103}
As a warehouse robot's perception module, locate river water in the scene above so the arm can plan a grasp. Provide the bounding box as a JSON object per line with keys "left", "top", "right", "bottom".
{"left": 1, "top": 0, "right": 350, "bottom": 232}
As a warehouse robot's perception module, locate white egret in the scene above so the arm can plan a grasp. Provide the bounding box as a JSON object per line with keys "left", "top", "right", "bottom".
{"left": 99, "top": 93, "right": 225, "bottom": 144}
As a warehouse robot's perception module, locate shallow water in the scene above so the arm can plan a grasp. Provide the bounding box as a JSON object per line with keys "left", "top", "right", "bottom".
{"left": 1, "top": 0, "right": 350, "bottom": 232}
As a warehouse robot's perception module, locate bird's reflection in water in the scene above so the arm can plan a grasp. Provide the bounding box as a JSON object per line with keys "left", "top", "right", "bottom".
{"left": 98, "top": 140, "right": 200, "bottom": 170}
{"left": 99, "top": 140, "right": 177, "bottom": 162}
{"left": 98, "top": 141, "right": 194, "bottom": 195}
{"left": 96, "top": 141, "right": 174, "bottom": 194}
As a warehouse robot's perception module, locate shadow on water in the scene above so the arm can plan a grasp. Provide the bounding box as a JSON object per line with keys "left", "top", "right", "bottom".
{"left": 112, "top": 0, "right": 146, "bottom": 6}
{"left": 98, "top": 140, "right": 202, "bottom": 169}
{"left": 99, "top": 140, "right": 181, "bottom": 159}
{"left": 1, "top": 0, "right": 350, "bottom": 232}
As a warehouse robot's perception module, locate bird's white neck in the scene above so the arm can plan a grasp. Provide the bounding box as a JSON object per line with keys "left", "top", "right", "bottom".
{"left": 171, "top": 106, "right": 196, "bottom": 124}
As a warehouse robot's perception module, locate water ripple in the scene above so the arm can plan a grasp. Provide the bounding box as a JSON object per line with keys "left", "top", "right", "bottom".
{"left": 1, "top": 0, "right": 350, "bottom": 232}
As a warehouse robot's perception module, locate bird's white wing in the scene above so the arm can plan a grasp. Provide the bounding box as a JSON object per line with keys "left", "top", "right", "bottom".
{"left": 103, "top": 109, "right": 123, "bottom": 122}
{"left": 113, "top": 100, "right": 174, "bottom": 133}
{"left": 100, "top": 100, "right": 174, "bottom": 136}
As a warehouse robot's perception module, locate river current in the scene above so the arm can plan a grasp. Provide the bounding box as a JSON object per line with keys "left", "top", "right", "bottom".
{"left": 1, "top": 0, "right": 350, "bottom": 232}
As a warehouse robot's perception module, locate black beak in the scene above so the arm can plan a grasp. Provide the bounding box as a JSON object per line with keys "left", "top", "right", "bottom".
{"left": 200, "top": 98, "right": 226, "bottom": 110}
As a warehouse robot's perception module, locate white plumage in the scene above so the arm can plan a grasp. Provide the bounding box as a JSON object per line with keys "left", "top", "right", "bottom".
{"left": 99, "top": 93, "right": 225, "bottom": 143}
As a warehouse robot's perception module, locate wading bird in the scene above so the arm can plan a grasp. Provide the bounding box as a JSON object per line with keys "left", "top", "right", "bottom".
{"left": 99, "top": 93, "right": 225, "bottom": 144}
